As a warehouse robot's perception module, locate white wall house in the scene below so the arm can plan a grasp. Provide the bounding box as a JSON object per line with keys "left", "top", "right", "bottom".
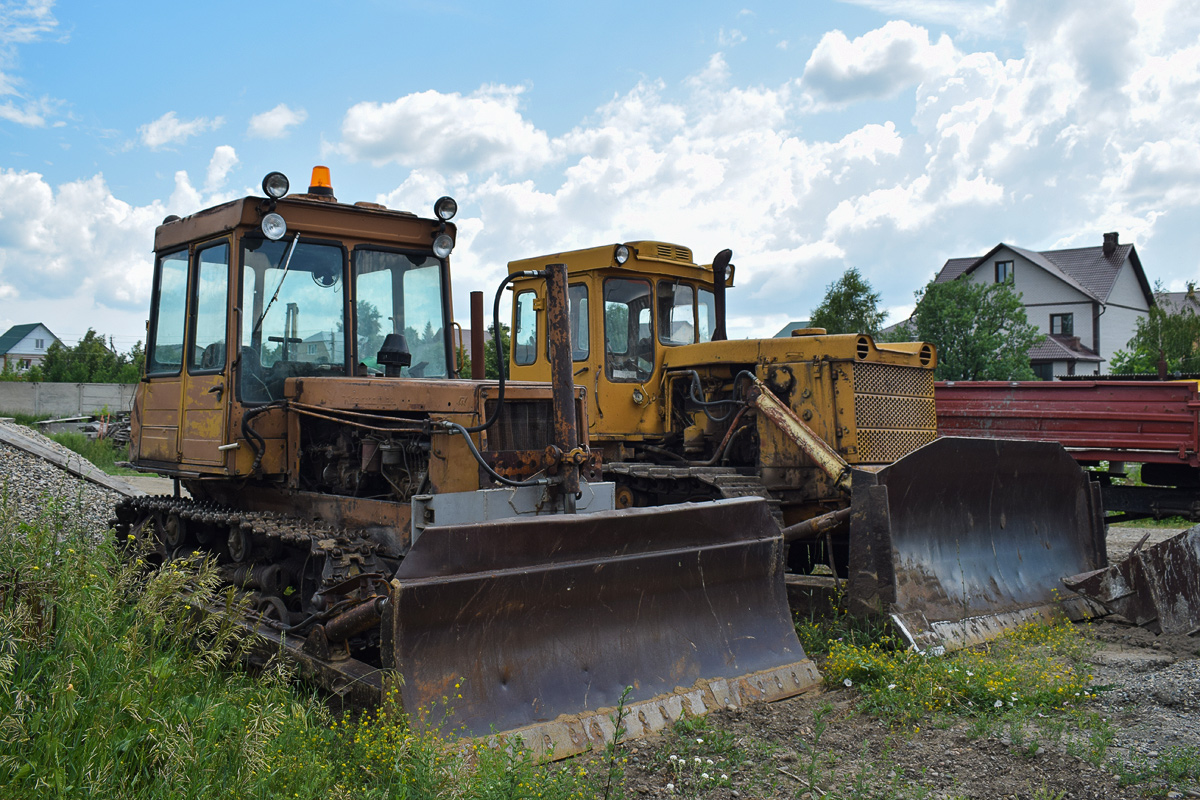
{"left": 935, "top": 232, "right": 1154, "bottom": 378}
{"left": 0, "top": 323, "right": 62, "bottom": 373}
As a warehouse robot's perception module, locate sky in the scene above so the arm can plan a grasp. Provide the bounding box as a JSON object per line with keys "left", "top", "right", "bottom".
{"left": 0, "top": 0, "right": 1198, "bottom": 351}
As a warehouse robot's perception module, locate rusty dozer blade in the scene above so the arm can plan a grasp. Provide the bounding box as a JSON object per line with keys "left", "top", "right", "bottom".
{"left": 848, "top": 437, "right": 1108, "bottom": 653}
{"left": 1063, "top": 525, "right": 1200, "bottom": 636}
{"left": 385, "top": 497, "right": 819, "bottom": 760}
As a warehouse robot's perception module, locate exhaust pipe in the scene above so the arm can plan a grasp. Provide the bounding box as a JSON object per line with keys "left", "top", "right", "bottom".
{"left": 711, "top": 249, "right": 731, "bottom": 341}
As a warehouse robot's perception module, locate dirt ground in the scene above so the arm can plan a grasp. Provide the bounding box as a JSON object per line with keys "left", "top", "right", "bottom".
{"left": 611, "top": 525, "right": 1200, "bottom": 800}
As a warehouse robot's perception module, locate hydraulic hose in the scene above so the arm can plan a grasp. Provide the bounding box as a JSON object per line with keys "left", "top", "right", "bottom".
{"left": 463, "top": 270, "right": 545, "bottom": 434}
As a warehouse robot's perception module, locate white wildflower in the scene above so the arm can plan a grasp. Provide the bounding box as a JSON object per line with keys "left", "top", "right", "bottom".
{"left": 843, "top": 678, "right": 853, "bottom": 688}
{"left": 994, "top": 699, "right": 1003, "bottom": 708}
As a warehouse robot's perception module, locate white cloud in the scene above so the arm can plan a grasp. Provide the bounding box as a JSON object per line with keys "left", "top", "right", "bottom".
{"left": 0, "top": 169, "right": 166, "bottom": 317}
{"left": 718, "top": 28, "right": 747, "bottom": 46}
{"left": 799, "top": 20, "right": 958, "bottom": 108}
{"left": 139, "top": 111, "right": 224, "bottom": 150}
{"left": 841, "top": 0, "right": 1005, "bottom": 35}
{"left": 337, "top": 85, "right": 553, "bottom": 174}
{"left": 247, "top": 103, "right": 307, "bottom": 139}
{"left": 203, "top": 145, "right": 239, "bottom": 193}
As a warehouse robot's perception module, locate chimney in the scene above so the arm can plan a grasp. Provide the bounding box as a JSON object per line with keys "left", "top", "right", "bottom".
{"left": 1102, "top": 231, "right": 1119, "bottom": 257}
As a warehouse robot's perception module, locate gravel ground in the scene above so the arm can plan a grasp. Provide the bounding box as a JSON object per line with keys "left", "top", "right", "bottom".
{"left": 0, "top": 419, "right": 125, "bottom": 540}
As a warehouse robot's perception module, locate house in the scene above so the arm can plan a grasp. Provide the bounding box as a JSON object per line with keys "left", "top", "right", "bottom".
{"left": 935, "top": 232, "right": 1154, "bottom": 379}
{"left": 0, "top": 323, "right": 62, "bottom": 373}
{"left": 773, "top": 320, "right": 812, "bottom": 337}
{"left": 1160, "top": 282, "right": 1199, "bottom": 315}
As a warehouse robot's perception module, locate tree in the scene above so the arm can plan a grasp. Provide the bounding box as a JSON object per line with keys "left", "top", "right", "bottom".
{"left": 1110, "top": 282, "right": 1200, "bottom": 375}
{"left": 809, "top": 267, "right": 887, "bottom": 335}
{"left": 889, "top": 279, "right": 1043, "bottom": 380}
{"left": 36, "top": 330, "right": 144, "bottom": 383}
{"left": 483, "top": 323, "right": 511, "bottom": 380}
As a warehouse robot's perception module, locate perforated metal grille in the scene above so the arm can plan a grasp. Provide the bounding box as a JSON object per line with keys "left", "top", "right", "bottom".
{"left": 850, "top": 362, "right": 937, "bottom": 463}
{"left": 854, "top": 394, "right": 937, "bottom": 429}
{"left": 851, "top": 362, "right": 934, "bottom": 398}
{"left": 857, "top": 429, "right": 937, "bottom": 463}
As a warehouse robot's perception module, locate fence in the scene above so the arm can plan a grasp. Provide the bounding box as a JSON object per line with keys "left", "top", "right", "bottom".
{"left": 0, "top": 383, "right": 136, "bottom": 417}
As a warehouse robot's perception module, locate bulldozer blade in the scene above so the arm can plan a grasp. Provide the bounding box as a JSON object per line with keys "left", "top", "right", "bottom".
{"left": 1063, "top": 525, "right": 1200, "bottom": 636}
{"left": 848, "top": 437, "right": 1108, "bottom": 653}
{"left": 386, "top": 496, "right": 819, "bottom": 760}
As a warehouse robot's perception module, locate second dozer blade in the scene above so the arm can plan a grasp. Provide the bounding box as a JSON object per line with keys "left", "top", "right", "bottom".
{"left": 848, "top": 437, "right": 1107, "bottom": 652}
{"left": 386, "top": 497, "right": 819, "bottom": 759}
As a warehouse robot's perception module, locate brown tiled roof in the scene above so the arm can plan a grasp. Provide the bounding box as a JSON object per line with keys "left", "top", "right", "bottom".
{"left": 1028, "top": 334, "right": 1102, "bottom": 363}
{"left": 936, "top": 240, "right": 1152, "bottom": 305}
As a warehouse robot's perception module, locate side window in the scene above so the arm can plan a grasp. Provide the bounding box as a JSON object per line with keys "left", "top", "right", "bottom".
{"left": 657, "top": 281, "right": 697, "bottom": 345}
{"left": 147, "top": 250, "right": 188, "bottom": 375}
{"left": 188, "top": 242, "right": 229, "bottom": 372}
{"left": 569, "top": 283, "right": 589, "bottom": 360}
{"left": 604, "top": 278, "right": 653, "bottom": 382}
{"left": 697, "top": 288, "right": 716, "bottom": 342}
{"left": 513, "top": 290, "right": 538, "bottom": 366}
{"left": 995, "top": 260, "right": 1014, "bottom": 282}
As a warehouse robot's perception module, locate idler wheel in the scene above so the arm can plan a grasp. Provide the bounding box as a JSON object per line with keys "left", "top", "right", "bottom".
{"left": 227, "top": 526, "right": 252, "bottom": 562}
{"left": 163, "top": 513, "right": 187, "bottom": 548}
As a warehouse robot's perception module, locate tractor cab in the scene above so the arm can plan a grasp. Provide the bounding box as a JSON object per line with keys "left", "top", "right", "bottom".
{"left": 134, "top": 167, "right": 459, "bottom": 476}
{"left": 506, "top": 241, "right": 732, "bottom": 441}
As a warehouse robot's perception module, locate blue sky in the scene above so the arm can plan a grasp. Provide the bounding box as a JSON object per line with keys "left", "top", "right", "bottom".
{"left": 1, "top": 0, "right": 1197, "bottom": 352}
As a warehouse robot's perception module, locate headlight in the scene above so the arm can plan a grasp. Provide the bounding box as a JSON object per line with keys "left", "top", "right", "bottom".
{"left": 432, "top": 233, "right": 454, "bottom": 258}
{"left": 262, "top": 213, "right": 287, "bottom": 240}
{"left": 262, "top": 172, "right": 289, "bottom": 199}
{"left": 614, "top": 244, "right": 630, "bottom": 265}
{"left": 434, "top": 196, "right": 458, "bottom": 221}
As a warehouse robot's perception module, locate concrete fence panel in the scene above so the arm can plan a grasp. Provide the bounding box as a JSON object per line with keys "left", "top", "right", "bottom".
{"left": 0, "top": 383, "right": 137, "bottom": 417}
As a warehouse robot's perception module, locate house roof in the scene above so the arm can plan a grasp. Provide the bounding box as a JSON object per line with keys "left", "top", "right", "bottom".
{"left": 0, "top": 323, "right": 54, "bottom": 355}
{"left": 773, "top": 320, "right": 812, "bottom": 338}
{"left": 1028, "top": 334, "right": 1103, "bottom": 363}
{"left": 1161, "top": 289, "right": 1200, "bottom": 314}
{"left": 936, "top": 238, "right": 1153, "bottom": 306}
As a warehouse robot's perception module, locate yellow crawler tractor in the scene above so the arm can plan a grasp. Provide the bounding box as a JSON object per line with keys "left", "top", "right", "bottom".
{"left": 115, "top": 171, "right": 818, "bottom": 759}
{"left": 504, "top": 242, "right": 1108, "bottom": 651}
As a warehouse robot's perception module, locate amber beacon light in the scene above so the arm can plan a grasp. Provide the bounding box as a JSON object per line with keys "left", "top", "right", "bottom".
{"left": 308, "top": 165, "right": 334, "bottom": 196}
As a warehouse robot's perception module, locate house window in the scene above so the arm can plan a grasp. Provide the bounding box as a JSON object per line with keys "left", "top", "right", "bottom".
{"left": 1050, "top": 313, "right": 1074, "bottom": 336}
{"left": 995, "top": 261, "right": 1014, "bottom": 282}
{"left": 307, "top": 344, "right": 318, "bottom": 355}
{"left": 34, "top": 338, "right": 44, "bottom": 349}
{"left": 1032, "top": 363, "right": 1054, "bottom": 381}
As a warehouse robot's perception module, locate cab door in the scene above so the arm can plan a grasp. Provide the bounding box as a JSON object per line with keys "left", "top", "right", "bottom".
{"left": 137, "top": 249, "right": 189, "bottom": 465}
{"left": 178, "top": 241, "right": 231, "bottom": 467}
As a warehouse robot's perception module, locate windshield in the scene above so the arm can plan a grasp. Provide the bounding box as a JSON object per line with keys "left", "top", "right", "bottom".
{"left": 354, "top": 249, "right": 450, "bottom": 378}
{"left": 604, "top": 278, "right": 653, "bottom": 382}
{"left": 238, "top": 237, "right": 347, "bottom": 402}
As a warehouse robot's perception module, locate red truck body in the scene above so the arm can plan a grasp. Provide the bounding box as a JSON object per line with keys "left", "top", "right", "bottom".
{"left": 935, "top": 380, "right": 1200, "bottom": 521}
{"left": 936, "top": 380, "right": 1200, "bottom": 468}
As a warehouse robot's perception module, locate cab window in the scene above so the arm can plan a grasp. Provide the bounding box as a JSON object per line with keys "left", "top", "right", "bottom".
{"left": 146, "top": 249, "right": 188, "bottom": 375}
{"left": 354, "top": 249, "right": 450, "bottom": 378}
{"left": 239, "top": 238, "right": 347, "bottom": 402}
{"left": 188, "top": 242, "right": 229, "bottom": 372}
{"left": 657, "top": 281, "right": 697, "bottom": 345}
{"left": 697, "top": 288, "right": 716, "bottom": 342}
{"left": 569, "top": 283, "right": 589, "bottom": 360}
{"left": 513, "top": 290, "right": 538, "bottom": 366}
{"left": 604, "top": 278, "right": 653, "bottom": 382}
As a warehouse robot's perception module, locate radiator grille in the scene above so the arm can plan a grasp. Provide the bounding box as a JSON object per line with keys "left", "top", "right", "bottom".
{"left": 850, "top": 362, "right": 937, "bottom": 463}
{"left": 483, "top": 400, "right": 554, "bottom": 451}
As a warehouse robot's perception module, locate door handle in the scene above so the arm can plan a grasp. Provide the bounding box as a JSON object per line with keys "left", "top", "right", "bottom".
{"left": 208, "top": 383, "right": 225, "bottom": 401}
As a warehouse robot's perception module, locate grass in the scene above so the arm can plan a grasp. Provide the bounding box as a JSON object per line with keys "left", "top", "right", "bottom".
{"left": 0, "top": 492, "right": 600, "bottom": 800}
{"left": 41, "top": 430, "right": 140, "bottom": 476}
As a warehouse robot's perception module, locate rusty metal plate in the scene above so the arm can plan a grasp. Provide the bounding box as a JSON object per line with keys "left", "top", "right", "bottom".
{"left": 388, "top": 497, "right": 817, "bottom": 758}
{"left": 850, "top": 437, "right": 1108, "bottom": 652}
{"left": 1064, "top": 525, "right": 1200, "bottom": 635}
